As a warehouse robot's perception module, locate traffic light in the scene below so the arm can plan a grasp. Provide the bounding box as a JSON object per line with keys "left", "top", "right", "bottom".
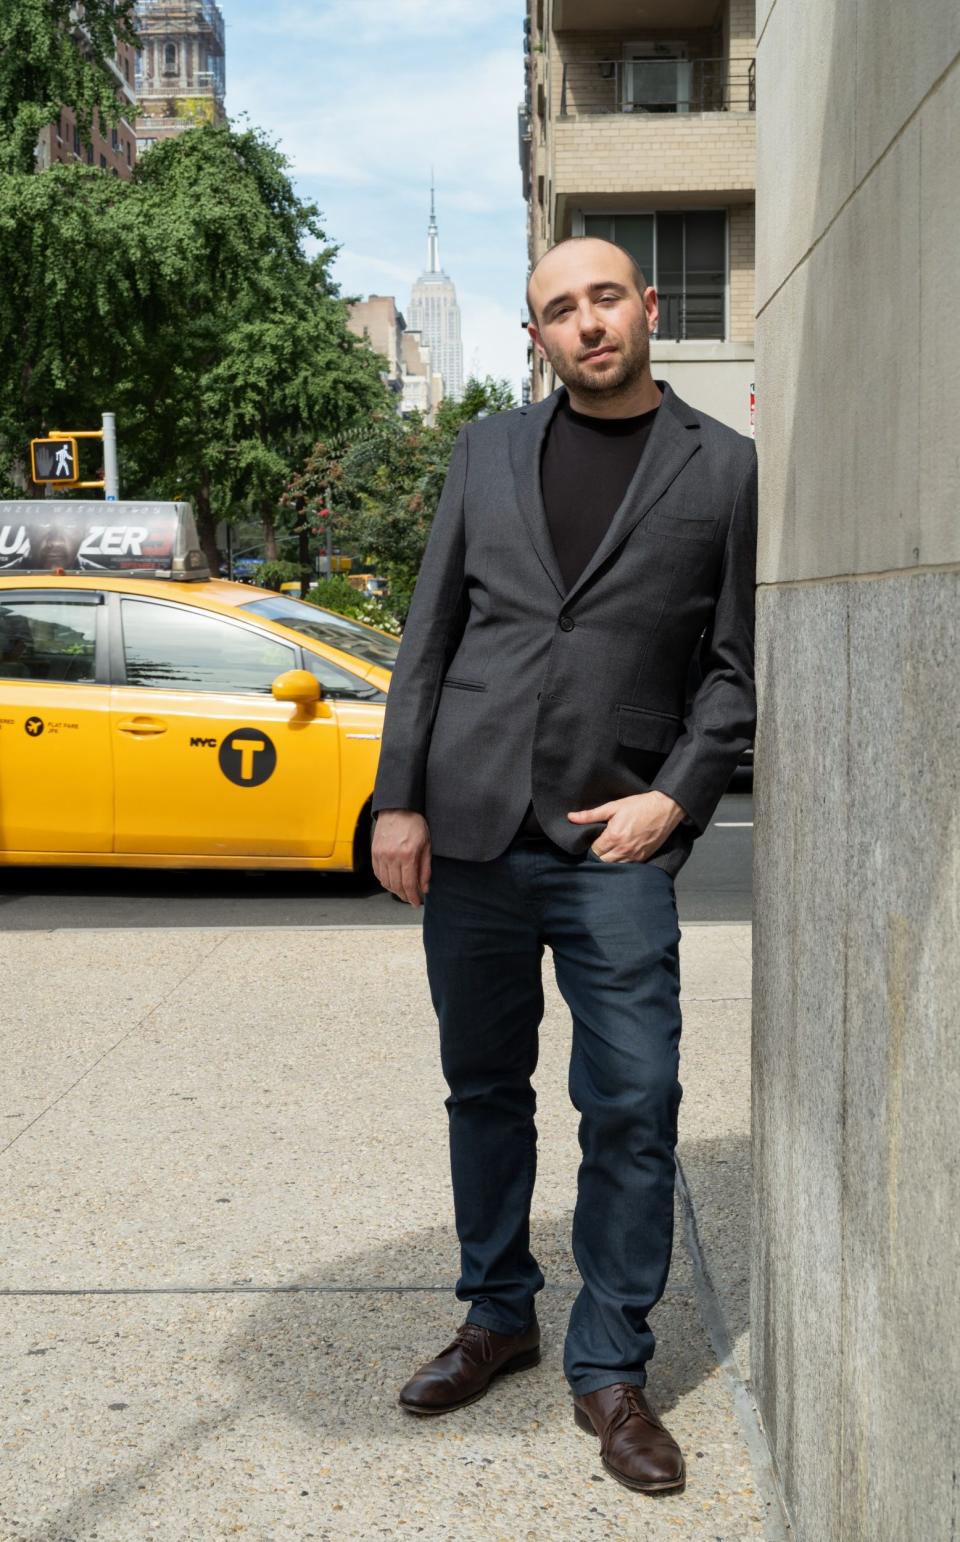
{"left": 31, "top": 437, "right": 79, "bottom": 485}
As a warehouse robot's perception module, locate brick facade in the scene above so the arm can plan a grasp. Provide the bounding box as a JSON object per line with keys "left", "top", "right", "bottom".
{"left": 35, "top": 42, "right": 137, "bottom": 179}
{"left": 553, "top": 114, "right": 755, "bottom": 199}
{"left": 728, "top": 201, "right": 755, "bottom": 341}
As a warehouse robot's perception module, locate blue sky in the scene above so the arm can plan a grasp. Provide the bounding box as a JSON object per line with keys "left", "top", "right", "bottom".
{"left": 223, "top": 0, "right": 529, "bottom": 395}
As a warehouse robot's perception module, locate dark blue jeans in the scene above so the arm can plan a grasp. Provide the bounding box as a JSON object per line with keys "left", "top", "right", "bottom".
{"left": 422, "top": 838, "right": 682, "bottom": 1396}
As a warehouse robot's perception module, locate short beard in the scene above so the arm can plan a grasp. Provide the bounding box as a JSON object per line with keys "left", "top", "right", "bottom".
{"left": 545, "top": 318, "right": 651, "bottom": 401}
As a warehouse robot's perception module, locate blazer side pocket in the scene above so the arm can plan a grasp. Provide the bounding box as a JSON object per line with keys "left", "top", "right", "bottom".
{"left": 617, "top": 704, "right": 684, "bottom": 755}
{"left": 442, "top": 677, "right": 487, "bottom": 692}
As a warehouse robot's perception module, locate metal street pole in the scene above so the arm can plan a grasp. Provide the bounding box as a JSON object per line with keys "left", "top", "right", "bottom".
{"left": 102, "top": 412, "right": 119, "bottom": 500}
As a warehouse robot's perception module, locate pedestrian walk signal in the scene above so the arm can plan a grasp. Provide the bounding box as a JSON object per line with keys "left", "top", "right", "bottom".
{"left": 31, "top": 437, "right": 79, "bottom": 485}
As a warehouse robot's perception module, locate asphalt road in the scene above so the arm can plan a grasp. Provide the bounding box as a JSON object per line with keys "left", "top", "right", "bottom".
{"left": 0, "top": 775, "right": 752, "bottom": 930}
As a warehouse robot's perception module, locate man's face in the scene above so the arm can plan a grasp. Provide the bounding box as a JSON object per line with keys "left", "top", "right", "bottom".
{"left": 528, "top": 240, "right": 657, "bottom": 399}
{"left": 33, "top": 521, "right": 83, "bottom": 569}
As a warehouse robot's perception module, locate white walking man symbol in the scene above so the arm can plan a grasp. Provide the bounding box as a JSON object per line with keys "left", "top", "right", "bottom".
{"left": 54, "top": 443, "right": 73, "bottom": 477}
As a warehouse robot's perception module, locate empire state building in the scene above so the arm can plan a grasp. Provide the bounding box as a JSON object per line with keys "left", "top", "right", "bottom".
{"left": 407, "top": 186, "right": 464, "bottom": 403}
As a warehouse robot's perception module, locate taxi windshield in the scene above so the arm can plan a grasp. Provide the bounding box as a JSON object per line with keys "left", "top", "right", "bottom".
{"left": 240, "top": 595, "right": 399, "bottom": 670}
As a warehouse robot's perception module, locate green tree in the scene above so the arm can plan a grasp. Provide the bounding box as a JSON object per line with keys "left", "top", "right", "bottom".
{"left": 0, "top": 163, "right": 138, "bottom": 494}
{"left": 435, "top": 375, "right": 516, "bottom": 434}
{"left": 0, "top": 123, "right": 389, "bottom": 562}
{"left": 327, "top": 376, "right": 516, "bottom": 606}
{"left": 0, "top": 0, "right": 139, "bottom": 175}
{"left": 117, "top": 125, "right": 389, "bottom": 566}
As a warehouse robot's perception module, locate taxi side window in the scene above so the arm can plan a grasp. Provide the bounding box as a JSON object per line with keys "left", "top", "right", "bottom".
{"left": 121, "top": 600, "right": 295, "bottom": 693}
{"left": 302, "top": 650, "right": 386, "bottom": 702}
{"left": 0, "top": 597, "right": 98, "bottom": 683}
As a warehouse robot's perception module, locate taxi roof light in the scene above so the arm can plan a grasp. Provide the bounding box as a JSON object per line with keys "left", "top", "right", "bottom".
{"left": 0, "top": 500, "right": 210, "bottom": 581}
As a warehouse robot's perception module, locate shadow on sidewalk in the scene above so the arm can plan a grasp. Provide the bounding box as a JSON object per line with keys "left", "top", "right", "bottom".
{"left": 19, "top": 1136, "right": 751, "bottom": 1542}
{"left": 677, "top": 1131, "right": 752, "bottom": 1351}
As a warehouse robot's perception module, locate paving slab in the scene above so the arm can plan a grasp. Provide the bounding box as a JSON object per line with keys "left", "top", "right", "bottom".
{"left": 1, "top": 922, "right": 771, "bottom": 1540}
{"left": 4, "top": 1291, "right": 763, "bottom": 1542}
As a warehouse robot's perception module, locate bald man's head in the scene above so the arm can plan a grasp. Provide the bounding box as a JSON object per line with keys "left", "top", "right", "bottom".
{"left": 526, "top": 237, "right": 648, "bottom": 327}
{"left": 525, "top": 236, "right": 656, "bottom": 405}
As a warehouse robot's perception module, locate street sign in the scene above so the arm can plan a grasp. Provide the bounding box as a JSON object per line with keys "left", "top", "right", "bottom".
{"left": 30, "top": 437, "right": 80, "bottom": 485}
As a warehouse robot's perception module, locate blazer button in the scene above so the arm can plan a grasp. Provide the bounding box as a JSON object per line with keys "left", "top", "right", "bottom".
{"left": 559, "top": 615, "right": 575, "bottom": 632}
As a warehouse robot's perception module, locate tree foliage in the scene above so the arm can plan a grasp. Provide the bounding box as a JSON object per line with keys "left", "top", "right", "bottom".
{"left": 322, "top": 377, "right": 517, "bottom": 609}
{"left": 115, "top": 126, "right": 389, "bottom": 561}
{"left": 0, "top": 162, "right": 136, "bottom": 493}
{"left": 0, "top": 0, "right": 139, "bottom": 174}
{"left": 0, "top": 124, "right": 390, "bottom": 561}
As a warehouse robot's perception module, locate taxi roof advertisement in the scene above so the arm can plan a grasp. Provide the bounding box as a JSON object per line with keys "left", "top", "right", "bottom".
{"left": 0, "top": 501, "right": 209, "bottom": 579}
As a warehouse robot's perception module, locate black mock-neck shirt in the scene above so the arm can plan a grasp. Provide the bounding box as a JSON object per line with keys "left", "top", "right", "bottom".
{"left": 540, "top": 396, "right": 660, "bottom": 592}
{"left": 515, "top": 393, "right": 660, "bottom": 840}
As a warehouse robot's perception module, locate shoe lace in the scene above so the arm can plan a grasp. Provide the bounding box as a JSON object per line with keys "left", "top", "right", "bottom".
{"left": 611, "top": 1383, "right": 657, "bottom": 1433}
{"left": 453, "top": 1322, "right": 494, "bottom": 1364}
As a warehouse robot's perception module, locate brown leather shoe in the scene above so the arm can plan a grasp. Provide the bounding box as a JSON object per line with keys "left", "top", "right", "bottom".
{"left": 573, "top": 1383, "right": 685, "bottom": 1494}
{"left": 399, "top": 1318, "right": 541, "bottom": 1415}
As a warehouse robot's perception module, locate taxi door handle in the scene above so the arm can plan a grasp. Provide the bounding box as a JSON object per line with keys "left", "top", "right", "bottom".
{"left": 116, "top": 717, "right": 168, "bottom": 736}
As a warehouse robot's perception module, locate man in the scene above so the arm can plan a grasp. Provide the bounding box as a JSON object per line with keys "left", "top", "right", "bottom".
{"left": 372, "top": 237, "right": 757, "bottom": 1496}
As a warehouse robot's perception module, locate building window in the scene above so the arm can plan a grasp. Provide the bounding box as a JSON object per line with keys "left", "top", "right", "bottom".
{"left": 126, "top": 139, "right": 132, "bottom": 164}
{"left": 163, "top": 42, "right": 178, "bottom": 74}
{"left": 86, "top": 143, "right": 94, "bottom": 164}
{"left": 111, "top": 127, "right": 119, "bottom": 151}
{"left": 99, "top": 153, "right": 107, "bottom": 169}
{"left": 73, "top": 125, "right": 81, "bottom": 156}
{"left": 583, "top": 210, "right": 726, "bottom": 340}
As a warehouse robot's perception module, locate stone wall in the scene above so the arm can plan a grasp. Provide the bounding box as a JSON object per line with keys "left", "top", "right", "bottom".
{"left": 751, "top": 2, "right": 960, "bottom": 1538}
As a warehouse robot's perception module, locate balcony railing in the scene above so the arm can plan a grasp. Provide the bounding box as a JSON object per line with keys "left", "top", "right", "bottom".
{"left": 560, "top": 57, "right": 755, "bottom": 116}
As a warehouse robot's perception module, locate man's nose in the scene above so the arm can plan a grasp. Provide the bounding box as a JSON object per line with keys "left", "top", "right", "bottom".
{"left": 577, "top": 305, "right": 604, "bottom": 336}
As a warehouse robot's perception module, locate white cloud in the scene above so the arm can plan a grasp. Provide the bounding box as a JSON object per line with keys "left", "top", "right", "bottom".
{"left": 228, "top": 46, "right": 522, "bottom": 204}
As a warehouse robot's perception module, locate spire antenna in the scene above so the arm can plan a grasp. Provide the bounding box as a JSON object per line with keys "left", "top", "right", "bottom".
{"left": 427, "top": 174, "right": 441, "bottom": 274}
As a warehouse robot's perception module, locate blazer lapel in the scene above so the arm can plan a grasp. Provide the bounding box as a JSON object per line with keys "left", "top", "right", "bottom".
{"left": 562, "top": 380, "right": 702, "bottom": 605}
{"left": 509, "top": 391, "right": 567, "bottom": 598}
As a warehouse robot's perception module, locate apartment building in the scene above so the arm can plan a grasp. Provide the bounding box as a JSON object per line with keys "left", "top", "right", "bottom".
{"left": 346, "top": 296, "right": 444, "bottom": 426}
{"left": 520, "top": 0, "right": 756, "bottom": 432}
{"left": 35, "top": 36, "right": 138, "bottom": 178}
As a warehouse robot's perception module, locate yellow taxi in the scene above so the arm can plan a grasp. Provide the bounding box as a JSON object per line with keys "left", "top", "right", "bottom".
{"left": 0, "top": 501, "right": 398, "bottom": 873}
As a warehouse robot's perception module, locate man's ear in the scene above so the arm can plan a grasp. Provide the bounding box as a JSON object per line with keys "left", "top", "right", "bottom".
{"left": 528, "top": 323, "right": 547, "bottom": 361}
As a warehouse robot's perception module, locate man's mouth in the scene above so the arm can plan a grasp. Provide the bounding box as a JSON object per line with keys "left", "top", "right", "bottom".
{"left": 580, "top": 345, "right": 617, "bottom": 363}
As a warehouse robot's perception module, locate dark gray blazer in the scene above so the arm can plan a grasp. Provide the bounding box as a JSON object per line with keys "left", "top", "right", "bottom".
{"left": 372, "top": 380, "right": 757, "bottom": 875}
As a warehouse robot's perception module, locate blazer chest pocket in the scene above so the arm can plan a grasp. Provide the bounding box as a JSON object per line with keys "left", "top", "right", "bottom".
{"left": 617, "top": 704, "right": 683, "bottom": 755}
{"left": 644, "top": 508, "right": 718, "bottom": 544}
{"left": 443, "top": 676, "right": 487, "bottom": 692}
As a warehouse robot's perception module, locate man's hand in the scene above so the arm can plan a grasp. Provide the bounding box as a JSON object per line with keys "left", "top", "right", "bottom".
{"left": 372, "top": 810, "right": 432, "bottom": 907}
{"left": 567, "top": 791, "right": 687, "bottom": 863}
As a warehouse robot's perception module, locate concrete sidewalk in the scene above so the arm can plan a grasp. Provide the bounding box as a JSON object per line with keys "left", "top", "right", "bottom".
{"left": 1, "top": 921, "right": 783, "bottom": 1542}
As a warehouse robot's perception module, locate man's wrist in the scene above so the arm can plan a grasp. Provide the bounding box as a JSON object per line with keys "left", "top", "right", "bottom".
{"left": 648, "top": 789, "right": 687, "bottom": 833}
